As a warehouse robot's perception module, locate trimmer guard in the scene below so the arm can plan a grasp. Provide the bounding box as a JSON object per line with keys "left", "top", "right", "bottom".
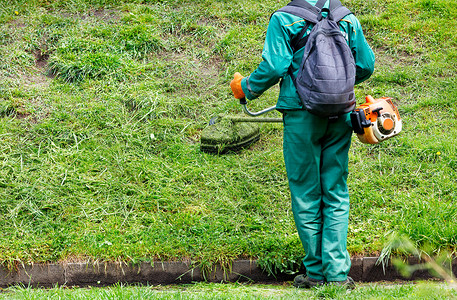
{"left": 200, "top": 98, "right": 280, "bottom": 154}
{"left": 200, "top": 117, "right": 260, "bottom": 154}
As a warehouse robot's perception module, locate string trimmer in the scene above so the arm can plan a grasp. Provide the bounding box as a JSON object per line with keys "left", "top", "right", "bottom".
{"left": 200, "top": 95, "right": 402, "bottom": 153}
{"left": 200, "top": 98, "right": 282, "bottom": 154}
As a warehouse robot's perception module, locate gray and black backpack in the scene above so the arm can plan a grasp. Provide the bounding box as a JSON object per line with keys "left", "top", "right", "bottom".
{"left": 277, "top": 0, "right": 356, "bottom": 118}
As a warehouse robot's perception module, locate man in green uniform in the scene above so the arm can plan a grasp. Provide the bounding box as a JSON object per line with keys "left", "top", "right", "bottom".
{"left": 230, "top": 0, "right": 375, "bottom": 288}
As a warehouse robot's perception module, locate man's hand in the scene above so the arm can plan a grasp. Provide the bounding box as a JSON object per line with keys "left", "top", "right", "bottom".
{"left": 230, "top": 72, "right": 245, "bottom": 99}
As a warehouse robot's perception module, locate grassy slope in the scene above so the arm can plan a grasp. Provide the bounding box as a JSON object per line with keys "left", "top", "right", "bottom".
{"left": 0, "top": 0, "right": 456, "bottom": 274}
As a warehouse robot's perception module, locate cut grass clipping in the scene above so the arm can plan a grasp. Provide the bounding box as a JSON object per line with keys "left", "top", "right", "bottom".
{"left": 0, "top": 0, "right": 457, "bottom": 277}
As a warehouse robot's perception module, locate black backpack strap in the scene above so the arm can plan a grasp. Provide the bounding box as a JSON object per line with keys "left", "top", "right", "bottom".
{"left": 282, "top": 0, "right": 329, "bottom": 52}
{"left": 315, "top": 0, "right": 328, "bottom": 10}
{"left": 329, "top": 0, "right": 342, "bottom": 10}
{"left": 331, "top": 6, "right": 352, "bottom": 21}
{"left": 328, "top": 0, "right": 352, "bottom": 20}
{"left": 290, "top": 24, "right": 310, "bottom": 52}
{"left": 287, "top": 0, "right": 321, "bottom": 13}
{"left": 278, "top": 0, "right": 350, "bottom": 65}
{"left": 275, "top": 0, "right": 320, "bottom": 24}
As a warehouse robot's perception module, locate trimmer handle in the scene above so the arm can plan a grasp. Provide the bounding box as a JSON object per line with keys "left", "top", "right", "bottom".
{"left": 372, "top": 107, "right": 383, "bottom": 117}
{"left": 350, "top": 109, "right": 371, "bottom": 135}
{"left": 239, "top": 97, "right": 277, "bottom": 117}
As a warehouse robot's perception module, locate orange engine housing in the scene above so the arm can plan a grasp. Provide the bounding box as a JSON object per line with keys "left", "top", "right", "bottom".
{"left": 353, "top": 95, "right": 402, "bottom": 144}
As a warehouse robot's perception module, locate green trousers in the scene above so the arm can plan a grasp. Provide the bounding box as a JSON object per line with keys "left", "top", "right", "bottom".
{"left": 283, "top": 110, "right": 352, "bottom": 282}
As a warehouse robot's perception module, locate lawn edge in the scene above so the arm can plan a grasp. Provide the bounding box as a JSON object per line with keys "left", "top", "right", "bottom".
{"left": 1, "top": 257, "right": 454, "bottom": 287}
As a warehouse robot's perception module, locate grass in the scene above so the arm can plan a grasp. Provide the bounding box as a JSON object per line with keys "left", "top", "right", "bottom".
{"left": 1, "top": 282, "right": 456, "bottom": 299}
{"left": 0, "top": 0, "right": 456, "bottom": 278}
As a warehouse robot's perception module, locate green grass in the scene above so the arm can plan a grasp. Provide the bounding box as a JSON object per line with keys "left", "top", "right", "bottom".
{"left": 1, "top": 282, "right": 456, "bottom": 300}
{"left": 0, "top": 0, "right": 456, "bottom": 277}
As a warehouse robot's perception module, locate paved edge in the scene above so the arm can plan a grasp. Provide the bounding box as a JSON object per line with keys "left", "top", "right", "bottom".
{"left": 1, "top": 257, "right": 455, "bottom": 288}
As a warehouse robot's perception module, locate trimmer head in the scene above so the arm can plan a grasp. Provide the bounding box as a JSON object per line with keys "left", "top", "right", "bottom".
{"left": 200, "top": 116, "right": 260, "bottom": 154}
{"left": 200, "top": 99, "right": 281, "bottom": 154}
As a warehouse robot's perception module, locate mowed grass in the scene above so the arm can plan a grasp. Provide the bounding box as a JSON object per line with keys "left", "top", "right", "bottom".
{"left": 1, "top": 282, "right": 457, "bottom": 300}
{"left": 0, "top": 0, "right": 456, "bottom": 276}
{"left": 0, "top": 282, "right": 457, "bottom": 300}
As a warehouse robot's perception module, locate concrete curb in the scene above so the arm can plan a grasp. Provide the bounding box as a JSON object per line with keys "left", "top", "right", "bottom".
{"left": 1, "top": 257, "right": 455, "bottom": 288}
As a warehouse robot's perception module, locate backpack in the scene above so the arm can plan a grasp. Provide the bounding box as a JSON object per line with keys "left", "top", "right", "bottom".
{"left": 276, "top": 0, "right": 356, "bottom": 118}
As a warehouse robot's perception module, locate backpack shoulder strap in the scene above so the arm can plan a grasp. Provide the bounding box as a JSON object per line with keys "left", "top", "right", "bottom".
{"left": 328, "top": 0, "right": 352, "bottom": 21}
{"left": 276, "top": 0, "right": 327, "bottom": 52}
{"left": 288, "top": 0, "right": 321, "bottom": 13}
{"left": 331, "top": 6, "right": 352, "bottom": 21}
{"left": 315, "top": 0, "right": 328, "bottom": 10}
{"left": 275, "top": 0, "right": 320, "bottom": 24}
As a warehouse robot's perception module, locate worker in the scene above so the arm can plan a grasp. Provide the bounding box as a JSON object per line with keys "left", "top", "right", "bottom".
{"left": 230, "top": 0, "right": 375, "bottom": 288}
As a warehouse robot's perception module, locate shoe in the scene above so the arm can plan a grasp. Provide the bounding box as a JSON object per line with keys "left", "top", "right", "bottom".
{"left": 327, "top": 276, "right": 356, "bottom": 289}
{"left": 293, "top": 274, "right": 325, "bottom": 288}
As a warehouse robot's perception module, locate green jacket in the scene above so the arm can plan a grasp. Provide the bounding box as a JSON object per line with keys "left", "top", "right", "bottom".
{"left": 240, "top": 1, "right": 375, "bottom": 111}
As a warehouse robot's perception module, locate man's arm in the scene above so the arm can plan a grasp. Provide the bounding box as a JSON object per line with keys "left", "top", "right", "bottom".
{"left": 240, "top": 13, "right": 295, "bottom": 100}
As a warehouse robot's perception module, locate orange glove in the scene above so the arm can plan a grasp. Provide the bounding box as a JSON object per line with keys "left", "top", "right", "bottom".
{"left": 230, "top": 72, "right": 245, "bottom": 99}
